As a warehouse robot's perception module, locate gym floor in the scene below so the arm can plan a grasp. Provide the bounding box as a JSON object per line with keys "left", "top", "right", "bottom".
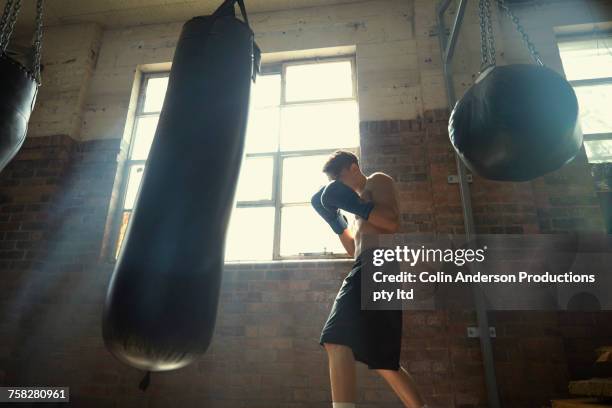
{"left": 1, "top": 0, "right": 611, "bottom": 407}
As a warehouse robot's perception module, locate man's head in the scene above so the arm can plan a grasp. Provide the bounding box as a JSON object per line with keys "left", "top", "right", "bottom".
{"left": 322, "top": 150, "right": 365, "bottom": 191}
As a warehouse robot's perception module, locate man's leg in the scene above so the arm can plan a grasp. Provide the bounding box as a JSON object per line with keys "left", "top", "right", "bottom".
{"left": 324, "top": 342, "right": 356, "bottom": 406}
{"left": 375, "top": 366, "right": 427, "bottom": 408}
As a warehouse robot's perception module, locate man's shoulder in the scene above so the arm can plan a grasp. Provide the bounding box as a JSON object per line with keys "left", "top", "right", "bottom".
{"left": 368, "top": 172, "right": 395, "bottom": 184}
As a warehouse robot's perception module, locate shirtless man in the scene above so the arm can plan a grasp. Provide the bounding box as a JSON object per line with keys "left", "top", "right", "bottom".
{"left": 311, "top": 150, "right": 428, "bottom": 408}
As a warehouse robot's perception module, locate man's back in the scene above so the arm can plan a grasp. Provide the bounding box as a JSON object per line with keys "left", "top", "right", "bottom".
{"left": 354, "top": 172, "right": 400, "bottom": 259}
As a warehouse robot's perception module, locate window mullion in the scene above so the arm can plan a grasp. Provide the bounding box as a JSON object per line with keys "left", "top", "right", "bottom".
{"left": 236, "top": 200, "right": 275, "bottom": 207}
{"left": 271, "top": 68, "right": 286, "bottom": 260}
{"left": 272, "top": 151, "right": 283, "bottom": 260}
{"left": 584, "top": 133, "right": 612, "bottom": 141}
{"left": 569, "top": 77, "right": 612, "bottom": 87}
{"left": 113, "top": 72, "right": 169, "bottom": 260}
{"left": 283, "top": 97, "right": 356, "bottom": 106}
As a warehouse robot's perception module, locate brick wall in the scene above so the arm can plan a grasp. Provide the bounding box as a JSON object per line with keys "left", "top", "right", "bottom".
{"left": 361, "top": 111, "right": 605, "bottom": 235}
{"left": 360, "top": 109, "right": 465, "bottom": 235}
{"left": 0, "top": 130, "right": 471, "bottom": 406}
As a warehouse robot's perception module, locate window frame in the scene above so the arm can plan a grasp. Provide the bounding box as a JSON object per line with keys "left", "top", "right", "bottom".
{"left": 238, "top": 55, "right": 359, "bottom": 261}
{"left": 557, "top": 31, "right": 612, "bottom": 161}
{"left": 109, "top": 73, "right": 167, "bottom": 260}
{"left": 112, "top": 55, "right": 359, "bottom": 262}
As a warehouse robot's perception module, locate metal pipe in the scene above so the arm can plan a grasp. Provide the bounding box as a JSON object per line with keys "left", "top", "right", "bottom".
{"left": 436, "top": 1, "right": 501, "bottom": 407}
{"left": 437, "top": 0, "right": 453, "bottom": 16}
{"left": 445, "top": 0, "right": 468, "bottom": 70}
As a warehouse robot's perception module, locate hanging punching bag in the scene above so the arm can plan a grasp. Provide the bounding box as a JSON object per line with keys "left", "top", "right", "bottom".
{"left": 0, "top": 53, "right": 38, "bottom": 171}
{"left": 103, "top": 0, "right": 260, "bottom": 372}
{"left": 0, "top": 0, "right": 44, "bottom": 172}
{"left": 448, "top": 64, "right": 582, "bottom": 182}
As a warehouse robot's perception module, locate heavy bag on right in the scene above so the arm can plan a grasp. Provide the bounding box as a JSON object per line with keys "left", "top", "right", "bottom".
{"left": 448, "top": 64, "right": 583, "bottom": 182}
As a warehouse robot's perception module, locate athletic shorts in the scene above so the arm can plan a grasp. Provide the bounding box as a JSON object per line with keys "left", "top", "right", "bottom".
{"left": 319, "top": 250, "right": 402, "bottom": 370}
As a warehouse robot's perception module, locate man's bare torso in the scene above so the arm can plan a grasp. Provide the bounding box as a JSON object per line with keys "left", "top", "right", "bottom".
{"left": 353, "top": 172, "right": 400, "bottom": 259}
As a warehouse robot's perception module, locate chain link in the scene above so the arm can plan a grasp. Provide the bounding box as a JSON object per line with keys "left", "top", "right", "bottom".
{"left": 0, "top": 0, "right": 44, "bottom": 84}
{"left": 0, "top": 0, "right": 14, "bottom": 49}
{"left": 478, "top": 0, "right": 490, "bottom": 70}
{"left": 33, "top": 0, "right": 44, "bottom": 84}
{"left": 485, "top": 0, "right": 496, "bottom": 66}
{"left": 495, "top": 0, "right": 544, "bottom": 66}
{"left": 0, "top": 0, "right": 20, "bottom": 52}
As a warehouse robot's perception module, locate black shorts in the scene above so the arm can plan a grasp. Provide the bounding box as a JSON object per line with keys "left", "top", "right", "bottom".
{"left": 319, "top": 251, "right": 402, "bottom": 370}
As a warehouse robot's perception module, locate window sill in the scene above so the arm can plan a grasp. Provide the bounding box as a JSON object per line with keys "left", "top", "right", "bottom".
{"left": 224, "top": 257, "right": 353, "bottom": 267}
{"left": 102, "top": 256, "right": 354, "bottom": 267}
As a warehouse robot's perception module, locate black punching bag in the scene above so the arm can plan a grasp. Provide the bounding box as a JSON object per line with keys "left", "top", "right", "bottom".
{"left": 103, "top": 0, "right": 260, "bottom": 372}
{"left": 0, "top": 0, "right": 44, "bottom": 173}
{"left": 0, "top": 53, "right": 38, "bottom": 172}
{"left": 448, "top": 64, "right": 583, "bottom": 182}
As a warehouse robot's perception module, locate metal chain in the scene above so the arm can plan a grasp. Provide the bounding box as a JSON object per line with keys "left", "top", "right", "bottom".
{"left": 485, "top": 0, "right": 496, "bottom": 66}
{"left": 33, "top": 0, "right": 44, "bottom": 84}
{"left": 0, "top": 0, "right": 20, "bottom": 52}
{"left": 478, "top": 0, "right": 490, "bottom": 70}
{"left": 496, "top": 0, "right": 544, "bottom": 66}
{"left": 0, "top": 0, "right": 14, "bottom": 49}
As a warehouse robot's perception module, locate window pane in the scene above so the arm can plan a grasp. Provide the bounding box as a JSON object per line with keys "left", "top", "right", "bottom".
{"left": 143, "top": 76, "right": 169, "bottom": 113}
{"left": 280, "top": 205, "right": 346, "bottom": 257}
{"left": 558, "top": 36, "right": 612, "bottom": 81}
{"left": 585, "top": 140, "right": 612, "bottom": 163}
{"left": 282, "top": 155, "right": 330, "bottom": 203}
{"left": 285, "top": 61, "right": 353, "bottom": 102}
{"left": 225, "top": 207, "right": 275, "bottom": 261}
{"left": 245, "top": 107, "right": 279, "bottom": 153}
{"left": 124, "top": 164, "right": 145, "bottom": 210}
{"left": 280, "top": 101, "right": 359, "bottom": 151}
{"left": 131, "top": 116, "right": 159, "bottom": 160}
{"left": 236, "top": 156, "right": 274, "bottom": 202}
{"left": 252, "top": 74, "right": 281, "bottom": 108}
{"left": 574, "top": 84, "right": 612, "bottom": 134}
{"left": 115, "top": 211, "right": 131, "bottom": 259}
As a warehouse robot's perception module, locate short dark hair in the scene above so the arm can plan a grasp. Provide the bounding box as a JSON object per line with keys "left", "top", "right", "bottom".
{"left": 322, "top": 150, "right": 359, "bottom": 179}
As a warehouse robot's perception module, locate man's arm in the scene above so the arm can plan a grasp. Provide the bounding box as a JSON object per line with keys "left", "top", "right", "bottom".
{"left": 311, "top": 187, "right": 355, "bottom": 256}
{"left": 364, "top": 174, "right": 400, "bottom": 233}
{"left": 338, "top": 228, "right": 355, "bottom": 257}
{"left": 320, "top": 175, "right": 400, "bottom": 233}
{"left": 311, "top": 187, "right": 348, "bottom": 234}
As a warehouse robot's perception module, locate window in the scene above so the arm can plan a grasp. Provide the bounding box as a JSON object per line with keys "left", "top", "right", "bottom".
{"left": 114, "top": 74, "right": 169, "bottom": 259}
{"left": 226, "top": 58, "right": 359, "bottom": 261}
{"left": 114, "top": 57, "right": 359, "bottom": 261}
{"left": 558, "top": 31, "right": 612, "bottom": 163}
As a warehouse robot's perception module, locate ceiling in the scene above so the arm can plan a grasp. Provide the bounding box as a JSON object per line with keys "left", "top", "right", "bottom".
{"left": 3, "top": 0, "right": 363, "bottom": 35}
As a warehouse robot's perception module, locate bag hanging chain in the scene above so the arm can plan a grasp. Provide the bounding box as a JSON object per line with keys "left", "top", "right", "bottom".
{"left": 485, "top": 0, "right": 496, "bottom": 66}
{"left": 0, "top": 0, "right": 44, "bottom": 84}
{"left": 478, "top": 0, "right": 544, "bottom": 69}
{"left": 478, "top": 0, "right": 496, "bottom": 71}
{"left": 478, "top": 0, "right": 491, "bottom": 71}
{"left": 0, "top": 0, "right": 21, "bottom": 52}
{"left": 33, "top": 0, "right": 44, "bottom": 84}
{"left": 495, "top": 0, "right": 543, "bottom": 66}
{"left": 0, "top": 0, "right": 14, "bottom": 45}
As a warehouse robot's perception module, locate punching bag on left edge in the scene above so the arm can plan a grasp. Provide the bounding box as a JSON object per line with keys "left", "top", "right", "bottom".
{"left": 0, "top": 53, "right": 38, "bottom": 172}
{"left": 103, "top": 0, "right": 261, "bottom": 372}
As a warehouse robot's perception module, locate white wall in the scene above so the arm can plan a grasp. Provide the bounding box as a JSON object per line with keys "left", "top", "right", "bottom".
{"left": 26, "top": 0, "right": 612, "bottom": 141}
